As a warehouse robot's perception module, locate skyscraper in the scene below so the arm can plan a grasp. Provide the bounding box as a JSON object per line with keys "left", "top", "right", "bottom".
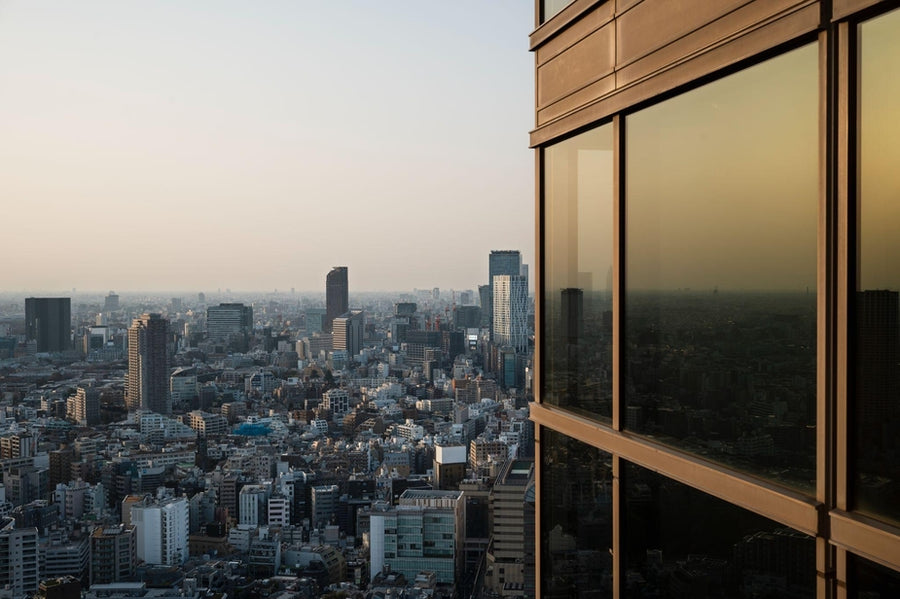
{"left": 488, "top": 251, "right": 523, "bottom": 339}
{"left": 206, "top": 303, "right": 253, "bottom": 351}
{"left": 24, "top": 297, "right": 70, "bottom": 353}
{"left": 126, "top": 314, "right": 169, "bottom": 415}
{"left": 492, "top": 274, "right": 529, "bottom": 353}
{"left": 325, "top": 266, "right": 349, "bottom": 334}
{"left": 531, "top": 1, "right": 900, "bottom": 596}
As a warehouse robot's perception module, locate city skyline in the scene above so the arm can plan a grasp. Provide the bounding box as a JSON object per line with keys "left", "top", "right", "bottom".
{"left": 0, "top": 1, "right": 534, "bottom": 293}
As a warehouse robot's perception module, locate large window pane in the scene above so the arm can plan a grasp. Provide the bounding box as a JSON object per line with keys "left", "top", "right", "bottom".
{"left": 624, "top": 461, "right": 815, "bottom": 598}
{"left": 854, "top": 7, "right": 900, "bottom": 525}
{"left": 543, "top": 124, "right": 614, "bottom": 421}
{"left": 541, "top": 428, "right": 613, "bottom": 598}
{"left": 848, "top": 554, "right": 900, "bottom": 598}
{"left": 624, "top": 45, "right": 818, "bottom": 490}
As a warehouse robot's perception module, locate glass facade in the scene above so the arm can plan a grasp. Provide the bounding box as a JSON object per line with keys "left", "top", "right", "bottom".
{"left": 543, "top": 124, "right": 614, "bottom": 421}
{"left": 541, "top": 0, "right": 574, "bottom": 23}
{"left": 533, "top": 1, "right": 900, "bottom": 597}
{"left": 624, "top": 44, "right": 819, "bottom": 490}
{"left": 540, "top": 428, "right": 613, "bottom": 598}
{"left": 853, "top": 7, "right": 900, "bottom": 526}
{"left": 624, "top": 462, "right": 815, "bottom": 598}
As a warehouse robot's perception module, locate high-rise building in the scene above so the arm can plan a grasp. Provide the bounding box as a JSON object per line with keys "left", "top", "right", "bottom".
{"left": 487, "top": 251, "right": 522, "bottom": 338}
{"left": 206, "top": 303, "right": 252, "bottom": 351}
{"left": 325, "top": 266, "right": 349, "bottom": 334}
{"left": 332, "top": 310, "right": 364, "bottom": 357}
{"left": 90, "top": 524, "right": 136, "bottom": 585}
{"left": 24, "top": 297, "right": 70, "bottom": 353}
{"left": 130, "top": 496, "right": 189, "bottom": 566}
{"left": 104, "top": 292, "right": 119, "bottom": 312}
{"left": 68, "top": 386, "right": 100, "bottom": 426}
{"left": 0, "top": 521, "right": 40, "bottom": 597}
{"left": 485, "top": 459, "right": 535, "bottom": 595}
{"left": 492, "top": 274, "right": 529, "bottom": 353}
{"left": 531, "top": 1, "right": 900, "bottom": 596}
{"left": 126, "top": 313, "right": 170, "bottom": 415}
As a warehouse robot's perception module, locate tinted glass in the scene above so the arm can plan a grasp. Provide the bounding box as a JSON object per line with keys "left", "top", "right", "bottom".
{"left": 541, "top": 428, "right": 613, "bottom": 598}
{"left": 848, "top": 553, "right": 900, "bottom": 598}
{"left": 854, "top": 7, "right": 900, "bottom": 525}
{"left": 543, "top": 124, "right": 614, "bottom": 421}
{"left": 541, "top": 0, "right": 574, "bottom": 23}
{"left": 625, "top": 45, "right": 818, "bottom": 490}
{"left": 623, "top": 461, "right": 815, "bottom": 598}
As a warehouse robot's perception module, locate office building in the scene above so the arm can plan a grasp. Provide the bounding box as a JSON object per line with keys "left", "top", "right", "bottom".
{"left": 305, "top": 308, "right": 326, "bottom": 334}
{"left": 492, "top": 274, "right": 529, "bottom": 354}
{"left": 433, "top": 444, "right": 467, "bottom": 491}
{"left": 325, "top": 266, "right": 349, "bottom": 333}
{"left": 369, "top": 489, "right": 464, "bottom": 586}
{"left": 332, "top": 310, "right": 364, "bottom": 357}
{"left": 126, "top": 313, "right": 170, "bottom": 415}
{"left": 206, "top": 303, "right": 252, "bottom": 351}
{"left": 104, "top": 292, "right": 119, "bottom": 312}
{"left": 25, "top": 297, "right": 70, "bottom": 353}
{"left": 130, "top": 496, "right": 189, "bottom": 566}
{"left": 487, "top": 251, "right": 522, "bottom": 338}
{"left": 90, "top": 525, "right": 136, "bottom": 585}
{"left": 530, "top": 1, "right": 900, "bottom": 596}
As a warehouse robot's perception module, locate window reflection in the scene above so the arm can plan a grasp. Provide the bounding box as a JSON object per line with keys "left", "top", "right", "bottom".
{"left": 541, "top": 428, "right": 613, "bottom": 598}
{"left": 543, "top": 124, "right": 614, "bottom": 421}
{"left": 625, "top": 45, "right": 818, "bottom": 490}
{"left": 541, "top": 0, "right": 574, "bottom": 23}
{"left": 854, "top": 7, "right": 900, "bottom": 525}
{"left": 624, "top": 461, "right": 815, "bottom": 598}
{"left": 848, "top": 553, "right": 900, "bottom": 598}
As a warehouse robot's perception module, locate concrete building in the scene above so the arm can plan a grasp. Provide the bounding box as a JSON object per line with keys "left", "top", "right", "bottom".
{"left": 67, "top": 386, "right": 100, "bottom": 426}
{"left": 484, "top": 459, "right": 534, "bottom": 595}
{"left": 206, "top": 303, "right": 252, "bottom": 351}
{"left": 126, "top": 314, "right": 170, "bottom": 415}
{"left": 492, "top": 274, "right": 529, "bottom": 354}
{"left": 0, "top": 519, "right": 40, "bottom": 597}
{"left": 332, "top": 310, "right": 364, "bottom": 357}
{"left": 130, "top": 496, "right": 189, "bottom": 566}
{"left": 433, "top": 444, "right": 467, "bottom": 491}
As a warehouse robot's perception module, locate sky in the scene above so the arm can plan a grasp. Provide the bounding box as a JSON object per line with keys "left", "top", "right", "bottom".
{"left": 0, "top": 1, "right": 535, "bottom": 294}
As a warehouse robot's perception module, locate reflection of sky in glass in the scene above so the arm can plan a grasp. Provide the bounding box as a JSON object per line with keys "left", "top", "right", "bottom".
{"left": 627, "top": 44, "right": 818, "bottom": 291}
{"left": 860, "top": 8, "right": 900, "bottom": 292}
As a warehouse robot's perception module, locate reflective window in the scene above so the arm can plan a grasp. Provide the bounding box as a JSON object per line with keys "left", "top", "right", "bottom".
{"left": 625, "top": 44, "right": 818, "bottom": 490}
{"left": 541, "top": 428, "right": 613, "bottom": 598}
{"left": 849, "top": 554, "right": 900, "bottom": 598}
{"left": 854, "top": 7, "right": 900, "bottom": 526}
{"left": 541, "top": 0, "right": 574, "bottom": 23}
{"left": 623, "top": 461, "right": 815, "bottom": 598}
{"left": 543, "top": 124, "right": 614, "bottom": 421}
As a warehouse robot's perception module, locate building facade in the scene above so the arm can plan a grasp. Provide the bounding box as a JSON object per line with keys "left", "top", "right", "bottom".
{"left": 206, "top": 303, "right": 252, "bottom": 351}
{"left": 24, "top": 297, "right": 70, "bottom": 353}
{"left": 488, "top": 251, "right": 523, "bottom": 339}
{"left": 332, "top": 310, "right": 364, "bottom": 357}
{"left": 492, "top": 274, "right": 530, "bottom": 354}
{"left": 126, "top": 313, "right": 170, "bottom": 415}
{"left": 531, "top": 1, "right": 900, "bottom": 597}
{"left": 325, "top": 266, "right": 349, "bottom": 334}
{"left": 130, "top": 496, "right": 189, "bottom": 566}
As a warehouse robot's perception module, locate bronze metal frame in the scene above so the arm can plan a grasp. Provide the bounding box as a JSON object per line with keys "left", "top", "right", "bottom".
{"left": 530, "top": 1, "right": 900, "bottom": 597}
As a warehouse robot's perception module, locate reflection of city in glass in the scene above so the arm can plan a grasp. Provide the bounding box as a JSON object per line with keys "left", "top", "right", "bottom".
{"left": 543, "top": 124, "right": 614, "bottom": 421}
{"left": 541, "top": 429, "right": 613, "bottom": 598}
{"left": 624, "top": 462, "right": 815, "bottom": 598}
{"left": 626, "top": 291, "right": 816, "bottom": 489}
{"left": 854, "top": 7, "right": 900, "bottom": 526}
{"left": 625, "top": 44, "right": 818, "bottom": 490}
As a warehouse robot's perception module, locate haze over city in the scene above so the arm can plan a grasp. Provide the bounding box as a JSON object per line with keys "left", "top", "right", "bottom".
{"left": 0, "top": 1, "right": 534, "bottom": 293}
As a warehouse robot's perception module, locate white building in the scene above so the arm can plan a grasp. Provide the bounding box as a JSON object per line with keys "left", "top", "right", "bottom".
{"left": 130, "top": 496, "right": 189, "bottom": 566}
{"left": 322, "top": 389, "right": 350, "bottom": 422}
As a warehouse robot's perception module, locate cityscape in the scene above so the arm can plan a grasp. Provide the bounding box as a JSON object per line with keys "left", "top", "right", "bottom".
{"left": 4, "top": 0, "right": 900, "bottom": 598}
{"left": 0, "top": 254, "right": 535, "bottom": 599}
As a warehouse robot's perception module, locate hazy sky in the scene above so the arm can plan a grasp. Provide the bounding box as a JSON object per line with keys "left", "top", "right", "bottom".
{"left": 0, "top": 1, "right": 534, "bottom": 294}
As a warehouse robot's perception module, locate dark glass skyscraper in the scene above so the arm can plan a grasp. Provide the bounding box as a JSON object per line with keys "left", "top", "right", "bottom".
{"left": 325, "top": 266, "right": 348, "bottom": 333}
{"left": 24, "top": 297, "right": 71, "bottom": 352}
